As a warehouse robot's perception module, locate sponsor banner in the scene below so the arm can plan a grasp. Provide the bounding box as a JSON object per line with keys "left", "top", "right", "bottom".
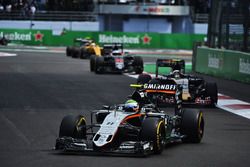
{"left": 0, "top": 29, "right": 50, "bottom": 45}
{"left": 0, "top": 28, "right": 205, "bottom": 49}
{"left": 99, "top": 5, "right": 190, "bottom": 16}
{"left": 195, "top": 47, "right": 250, "bottom": 83}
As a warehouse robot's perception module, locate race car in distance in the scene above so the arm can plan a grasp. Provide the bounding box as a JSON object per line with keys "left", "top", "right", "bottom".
{"left": 66, "top": 38, "right": 102, "bottom": 58}
{"left": 90, "top": 43, "right": 143, "bottom": 74}
{"left": 156, "top": 58, "right": 186, "bottom": 75}
{"left": 0, "top": 36, "right": 10, "bottom": 46}
{"left": 137, "top": 58, "right": 218, "bottom": 107}
{"left": 55, "top": 82, "right": 204, "bottom": 156}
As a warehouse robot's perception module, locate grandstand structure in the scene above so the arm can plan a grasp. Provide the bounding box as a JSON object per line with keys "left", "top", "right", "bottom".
{"left": 207, "top": 0, "right": 249, "bottom": 52}
{"left": 0, "top": 0, "right": 208, "bottom": 33}
{"left": 0, "top": 0, "right": 249, "bottom": 52}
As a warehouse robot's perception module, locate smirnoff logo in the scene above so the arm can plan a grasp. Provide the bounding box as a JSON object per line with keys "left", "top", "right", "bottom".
{"left": 144, "top": 83, "right": 176, "bottom": 90}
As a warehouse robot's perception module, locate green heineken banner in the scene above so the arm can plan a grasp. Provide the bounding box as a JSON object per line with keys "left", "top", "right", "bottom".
{"left": 0, "top": 28, "right": 206, "bottom": 49}
{"left": 195, "top": 47, "right": 250, "bottom": 83}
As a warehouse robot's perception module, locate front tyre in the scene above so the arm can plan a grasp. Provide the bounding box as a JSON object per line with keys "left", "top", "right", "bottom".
{"left": 140, "top": 117, "right": 165, "bottom": 154}
{"left": 95, "top": 56, "right": 104, "bottom": 74}
{"left": 180, "top": 109, "right": 204, "bottom": 143}
{"left": 90, "top": 55, "right": 96, "bottom": 72}
{"left": 59, "top": 115, "right": 87, "bottom": 139}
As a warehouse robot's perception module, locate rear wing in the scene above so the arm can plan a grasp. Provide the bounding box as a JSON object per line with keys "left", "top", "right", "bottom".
{"left": 103, "top": 43, "right": 123, "bottom": 53}
{"left": 156, "top": 59, "right": 185, "bottom": 77}
{"left": 130, "top": 77, "right": 178, "bottom": 95}
{"left": 130, "top": 81, "right": 182, "bottom": 111}
{"left": 73, "top": 38, "right": 94, "bottom": 47}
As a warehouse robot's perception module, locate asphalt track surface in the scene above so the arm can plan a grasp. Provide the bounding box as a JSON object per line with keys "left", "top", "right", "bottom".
{"left": 0, "top": 51, "right": 250, "bottom": 167}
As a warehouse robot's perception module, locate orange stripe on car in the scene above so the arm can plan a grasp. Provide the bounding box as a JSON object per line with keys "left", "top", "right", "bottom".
{"left": 145, "top": 90, "right": 176, "bottom": 94}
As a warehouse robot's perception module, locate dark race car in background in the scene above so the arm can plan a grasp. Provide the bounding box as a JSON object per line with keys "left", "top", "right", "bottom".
{"left": 90, "top": 43, "right": 143, "bottom": 74}
{"left": 137, "top": 58, "right": 218, "bottom": 107}
{"left": 55, "top": 80, "right": 204, "bottom": 156}
{"left": 0, "top": 36, "right": 10, "bottom": 46}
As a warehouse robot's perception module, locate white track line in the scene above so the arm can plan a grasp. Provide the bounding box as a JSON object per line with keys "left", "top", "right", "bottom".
{"left": 0, "top": 52, "right": 17, "bottom": 57}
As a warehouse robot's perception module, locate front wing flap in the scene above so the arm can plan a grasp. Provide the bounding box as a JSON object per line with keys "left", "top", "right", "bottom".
{"left": 55, "top": 137, "right": 153, "bottom": 156}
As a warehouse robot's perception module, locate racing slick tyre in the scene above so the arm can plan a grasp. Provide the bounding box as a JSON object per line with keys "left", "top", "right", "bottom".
{"left": 95, "top": 56, "right": 104, "bottom": 74}
{"left": 180, "top": 109, "right": 204, "bottom": 143}
{"left": 140, "top": 117, "right": 165, "bottom": 154}
{"left": 71, "top": 47, "right": 77, "bottom": 58}
{"left": 66, "top": 46, "right": 72, "bottom": 57}
{"left": 59, "top": 115, "right": 87, "bottom": 139}
{"left": 90, "top": 55, "right": 96, "bottom": 72}
{"left": 80, "top": 48, "right": 88, "bottom": 59}
{"left": 133, "top": 56, "right": 144, "bottom": 74}
{"left": 205, "top": 82, "right": 218, "bottom": 107}
{"left": 137, "top": 74, "right": 152, "bottom": 84}
{"left": 73, "top": 48, "right": 81, "bottom": 58}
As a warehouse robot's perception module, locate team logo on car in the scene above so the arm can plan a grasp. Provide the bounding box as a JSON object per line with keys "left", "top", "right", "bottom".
{"left": 143, "top": 83, "right": 176, "bottom": 90}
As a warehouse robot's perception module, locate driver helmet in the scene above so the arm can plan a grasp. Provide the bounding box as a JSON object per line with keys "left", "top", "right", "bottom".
{"left": 172, "top": 70, "right": 180, "bottom": 79}
{"left": 124, "top": 99, "right": 139, "bottom": 112}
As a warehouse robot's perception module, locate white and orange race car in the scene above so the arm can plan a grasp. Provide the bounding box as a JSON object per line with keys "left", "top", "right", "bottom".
{"left": 55, "top": 84, "right": 204, "bottom": 156}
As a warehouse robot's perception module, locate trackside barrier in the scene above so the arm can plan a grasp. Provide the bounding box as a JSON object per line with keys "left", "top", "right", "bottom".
{"left": 195, "top": 47, "right": 250, "bottom": 84}
{"left": 0, "top": 28, "right": 205, "bottom": 49}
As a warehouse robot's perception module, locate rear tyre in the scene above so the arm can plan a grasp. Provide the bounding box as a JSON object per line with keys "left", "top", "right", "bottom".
{"left": 133, "top": 56, "right": 144, "bottom": 74}
{"left": 80, "top": 48, "right": 86, "bottom": 59}
{"left": 140, "top": 117, "right": 165, "bottom": 154}
{"left": 205, "top": 82, "right": 218, "bottom": 107}
{"left": 75, "top": 48, "right": 81, "bottom": 58}
{"left": 137, "top": 74, "right": 152, "bottom": 84}
{"left": 59, "top": 115, "right": 87, "bottom": 139}
{"left": 180, "top": 109, "right": 204, "bottom": 143}
{"left": 66, "top": 47, "right": 72, "bottom": 57}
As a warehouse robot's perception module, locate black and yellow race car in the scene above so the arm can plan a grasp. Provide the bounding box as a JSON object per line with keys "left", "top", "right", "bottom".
{"left": 66, "top": 38, "right": 102, "bottom": 58}
{"left": 0, "top": 36, "right": 10, "bottom": 46}
{"left": 55, "top": 80, "right": 204, "bottom": 156}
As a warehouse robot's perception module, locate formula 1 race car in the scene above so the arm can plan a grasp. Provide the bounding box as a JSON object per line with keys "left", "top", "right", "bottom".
{"left": 137, "top": 59, "right": 218, "bottom": 107}
{"left": 66, "top": 38, "right": 102, "bottom": 58}
{"left": 90, "top": 44, "right": 143, "bottom": 74}
{"left": 156, "top": 58, "right": 185, "bottom": 74}
{"left": 55, "top": 82, "right": 204, "bottom": 156}
{"left": 0, "top": 36, "right": 10, "bottom": 46}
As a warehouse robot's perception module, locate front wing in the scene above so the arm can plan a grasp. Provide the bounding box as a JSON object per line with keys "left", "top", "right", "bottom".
{"left": 55, "top": 137, "right": 153, "bottom": 156}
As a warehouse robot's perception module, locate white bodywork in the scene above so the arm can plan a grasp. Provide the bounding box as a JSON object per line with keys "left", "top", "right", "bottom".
{"left": 172, "top": 78, "right": 191, "bottom": 100}
{"left": 93, "top": 111, "right": 134, "bottom": 147}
